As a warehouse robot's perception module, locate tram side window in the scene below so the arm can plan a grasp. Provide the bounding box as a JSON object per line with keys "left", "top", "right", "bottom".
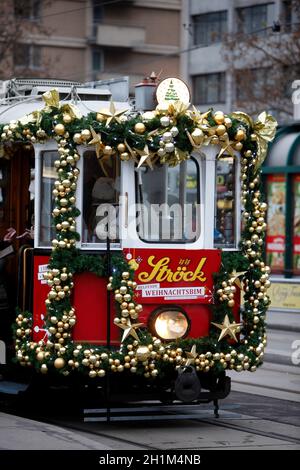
{"left": 214, "top": 156, "right": 236, "bottom": 248}
{"left": 82, "top": 151, "right": 120, "bottom": 243}
{"left": 136, "top": 158, "right": 200, "bottom": 243}
{"left": 39, "top": 151, "right": 57, "bottom": 246}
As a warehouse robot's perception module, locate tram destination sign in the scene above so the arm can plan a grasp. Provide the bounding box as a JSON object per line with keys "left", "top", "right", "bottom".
{"left": 124, "top": 249, "right": 221, "bottom": 304}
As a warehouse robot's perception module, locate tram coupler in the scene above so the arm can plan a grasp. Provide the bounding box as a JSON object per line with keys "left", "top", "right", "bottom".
{"left": 174, "top": 366, "right": 201, "bottom": 402}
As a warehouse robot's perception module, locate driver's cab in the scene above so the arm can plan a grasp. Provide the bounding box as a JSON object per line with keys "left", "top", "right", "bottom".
{"left": 34, "top": 145, "right": 240, "bottom": 253}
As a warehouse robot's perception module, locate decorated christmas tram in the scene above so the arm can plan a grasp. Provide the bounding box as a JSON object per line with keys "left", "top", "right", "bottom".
{"left": 0, "top": 76, "right": 276, "bottom": 406}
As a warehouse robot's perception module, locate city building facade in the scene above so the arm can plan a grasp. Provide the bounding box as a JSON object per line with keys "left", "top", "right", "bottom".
{"left": 181, "top": 0, "right": 298, "bottom": 119}
{"left": 1, "top": 0, "right": 181, "bottom": 89}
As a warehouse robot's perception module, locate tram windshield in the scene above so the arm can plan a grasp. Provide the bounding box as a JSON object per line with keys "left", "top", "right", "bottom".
{"left": 214, "top": 156, "right": 236, "bottom": 248}
{"left": 82, "top": 151, "right": 120, "bottom": 243}
{"left": 135, "top": 158, "right": 200, "bottom": 243}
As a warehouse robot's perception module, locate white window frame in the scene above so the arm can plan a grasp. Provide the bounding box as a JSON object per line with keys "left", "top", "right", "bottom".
{"left": 34, "top": 143, "right": 241, "bottom": 251}
{"left": 76, "top": 146, "right": 121, "bottom": 251}
{"left": 34, "top": 142, "right": 58, "bottom": 249}
{"left": 214, "top": 151, "right": 241, "bottom": 251}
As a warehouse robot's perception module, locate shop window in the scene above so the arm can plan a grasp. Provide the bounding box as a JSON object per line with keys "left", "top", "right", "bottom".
{"left": 266, "top": 174, "right": 286, "bottom": 273}
{"left": 136, "top": 159, "right": 200, "bottom": 243}
{"left": 214, "top": 156, "right": 236, "bottom": 248}
{"left": 39, "top": 151, "right": 57, "bottom": 247}
{"left": 293, "top": 175, "right": 300, "bottom": 274}
{"left": 82, "top": 151, "right": 120, "bottom": 244}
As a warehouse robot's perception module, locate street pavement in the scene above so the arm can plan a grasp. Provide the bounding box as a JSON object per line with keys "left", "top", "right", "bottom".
{"left": 0, "top": 387, "right": 299, "bottom": 450}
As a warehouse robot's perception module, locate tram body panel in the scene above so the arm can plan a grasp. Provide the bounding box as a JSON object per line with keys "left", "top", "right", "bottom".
{"left": 31, "top": 140, "right": 241, "bottom": 345}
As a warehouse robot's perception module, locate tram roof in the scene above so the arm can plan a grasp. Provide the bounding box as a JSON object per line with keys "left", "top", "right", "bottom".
{"left": 0, "top": 98, "right": 129, "bottom": 125}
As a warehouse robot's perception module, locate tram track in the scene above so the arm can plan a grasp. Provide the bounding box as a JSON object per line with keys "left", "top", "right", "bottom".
{"left": 1, "top": 390, "right": 299, "bottom": 450}
{"left": 197, "top": 417, "right": 300, "bottom": 446}
{"left": 14, "top": 405, "right": 300, "bottom": 450}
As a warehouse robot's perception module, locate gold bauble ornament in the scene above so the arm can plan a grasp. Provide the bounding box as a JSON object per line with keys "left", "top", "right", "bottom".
{"left": 63, "top": 114, "right": 72, "bottom": 124}
{"left": 61, "top": 221, "right": 70, "bottom": 229}
{"left": 41, "top": 364, "right": 48, "bottom": 374}
{"left": 117, "top": 143, "right": 126, "bottom": 153}
{"left": 54, "top": 357, "right": 65, "bottom": 369}
{"left": 191, "top": 128, "right": 204, "bottom": 145}
{"left": 122, "top": 271, "right": 130, "bottom": 279}
{"left": 115, "top": 293, "right": 123, "bottom": 302}
{"left": 136, "top": 346, "right": 150, "bottom": 362}
{"left": 81, "top": 129, "right": 91, "bottom": 140}
{"left": 135, "top": 304, "right": 143, "bottom": 313}
{"left": 120, "top": 152, "right": 130, "bottom": 161}
{"left": 54, "top": 123, "right": 65, "bottom": 135}
{"left": 216, "top": 125, "right": 226, "bottom": 136}
{"left": 103, "top": 145, "right": 113, "bottom": 155}
{"left": 36, "top": 351, "right": 45, "bottom": 361}
{"left": 224, "top": 117, "right": 232, "bottom": 127}
{"left": 214, "top": 111, "right": 225, "bottom": 124}
{"left": 60, "top": 198, "right": 68, "bottom": 207}
{"left": 134, "top": 122, "right": 146, "bottom": 134}
{"left": 235, "top": 129, "right": 245, "bottom": 141}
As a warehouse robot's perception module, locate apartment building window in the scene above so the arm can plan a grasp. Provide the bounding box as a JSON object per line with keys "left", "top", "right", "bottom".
{"left": 14, "top": 44, "right": 41, "bottom": 69}
{"left": 92, "top": 0, "right": 104, "bottom": 36}
{"left": 193, "top": 11, "right": 227, "bottom": 46}
{"left": 282, "top": 0, "right": 298, "bottom": 32}
{"left": 92, "top": 48, "right": 103, "bottom": 72}
{"left": 236, "top": 3, "right": 274, "bottom": 35}
{"left": 14, "top": 0, "right": 41, "bottom": 20}
{"left": 193, "top": 73, "right": 226, "bottom": 105}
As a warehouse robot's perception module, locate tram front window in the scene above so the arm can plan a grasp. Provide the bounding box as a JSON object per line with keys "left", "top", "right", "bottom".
{"left": 136, "top": 158, "right": 200, "bottom": 242}
{"left": 82, "top": 151, "right": 120, "bottom": 243}
{"left": 39, "top": 151, "right": 57, "bottom": 246}
{"left": 214, "top": 156, "right": 236, "bottom": 248}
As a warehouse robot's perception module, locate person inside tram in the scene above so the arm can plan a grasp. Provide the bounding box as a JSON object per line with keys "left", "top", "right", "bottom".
{"left": 83, "top": 152, "right": 120, "bottom": 242}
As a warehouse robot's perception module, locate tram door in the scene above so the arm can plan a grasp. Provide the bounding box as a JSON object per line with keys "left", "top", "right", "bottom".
{"left": 0, "top": 145, "right": 34, "bottom": 352}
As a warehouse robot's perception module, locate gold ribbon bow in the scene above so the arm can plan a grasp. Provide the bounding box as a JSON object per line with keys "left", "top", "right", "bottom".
{"left": 231, "top": 111, "right": 277, "bottom": 170}
{"left": 19, "top": 110, "right": 42, "bottom": 126}
{"left": 42, "top": 89, "right": 60, "bottom": 108}
{"left": 42, "top": 89, "right": 82, "bottom": 119}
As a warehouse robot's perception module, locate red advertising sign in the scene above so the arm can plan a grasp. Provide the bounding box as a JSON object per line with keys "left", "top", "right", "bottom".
{"left": 33, "top": 255, "right": 50, "bottom": 343}
{"left": 293, "top": 175, "right": 300, "bottom": 273}
{"left": 124, "top": 248, "right": 221, "bottom": 304}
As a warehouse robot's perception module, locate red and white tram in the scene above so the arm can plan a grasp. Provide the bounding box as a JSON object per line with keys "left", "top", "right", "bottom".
{"left": 0, "top": 76, "right": 276, "bottom": 408}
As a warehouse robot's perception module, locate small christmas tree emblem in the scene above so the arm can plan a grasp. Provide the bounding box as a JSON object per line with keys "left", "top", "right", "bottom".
{"left": 164, "top": 79, "right": 179, "bottom": 101}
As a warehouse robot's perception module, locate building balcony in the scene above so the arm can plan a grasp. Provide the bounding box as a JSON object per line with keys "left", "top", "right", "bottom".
{"left": 95, "top": 24, "right": 145, "bottom": 48}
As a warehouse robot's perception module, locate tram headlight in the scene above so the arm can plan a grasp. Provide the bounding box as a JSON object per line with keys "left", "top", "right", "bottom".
{"left": 150, "top": 309, "right": 189, "bottom": 340}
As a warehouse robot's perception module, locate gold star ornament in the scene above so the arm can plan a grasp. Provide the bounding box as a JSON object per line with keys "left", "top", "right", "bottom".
{"left": 211, "top": 315, "right": 242, "bottom": 342}
{"left": 99, "top": 99, "right": 128, "bottom": 127}
{"left": 230, "top": 270, "right": 247, "bottom": 289}
{"left": 88, "top": 127, "right": 104, "bottom": 159}
{"left": 136, "top": 144, "right": 154, "bottom": 169}
{"left": 114, "top": 318, "right": 144, "bottom": 343}
{"left": 185, "top": 344, "right": 197, "bottom": 367}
